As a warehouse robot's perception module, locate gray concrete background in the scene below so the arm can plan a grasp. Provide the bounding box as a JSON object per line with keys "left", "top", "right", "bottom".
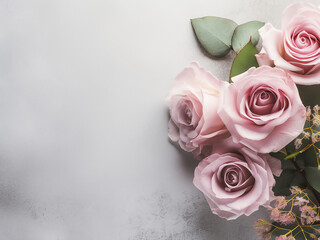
{"left": 0, "top": 0, "right": 319, "bottom": 239}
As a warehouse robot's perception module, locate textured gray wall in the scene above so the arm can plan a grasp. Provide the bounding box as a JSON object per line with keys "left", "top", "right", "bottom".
{"left": 0, "top": 0, "right": 319, "bottom": 239}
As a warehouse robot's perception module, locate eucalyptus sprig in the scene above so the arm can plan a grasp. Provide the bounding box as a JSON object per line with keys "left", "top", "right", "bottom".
{"left": 191, "top": 16, "right": 263, "bottom": 81}
{"left": 191, "top": 16, "right": 264, "bottom": 57}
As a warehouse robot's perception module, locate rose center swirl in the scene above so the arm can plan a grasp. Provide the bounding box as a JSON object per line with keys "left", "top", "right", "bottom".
{"left": 184, "top": 107, "right": 192, "bottom": 124}
{"left": 220, "top": 164, "right": 253, "bottom": 192}
{"left": 249, "top": 88, "right": 277, "bottom": 115}
{"left": 225, "top": 169, "right": 239, "bottom": 186}
{"left": 289, "top": 27, "right": 320, "bottom": 52}
{"left": 177, "top": 98, "right": 196, "bottom": 126}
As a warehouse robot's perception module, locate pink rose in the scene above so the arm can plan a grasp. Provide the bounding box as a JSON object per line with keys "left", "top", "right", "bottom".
{"left": 218, "top": 66, "right": 306, "bottom": 153}
{"left": 256, "top": 2, "right": 320, "bottom": 85}
{"left": 166, "top": 62, "right": 229, "bottom": 153}
{"left": 193, "top": 138, "right": 280, "bottom": 220}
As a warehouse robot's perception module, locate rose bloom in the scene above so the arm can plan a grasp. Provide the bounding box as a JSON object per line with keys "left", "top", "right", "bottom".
{"left": 166, "top": 62, "right": 229, "bottom": 154}
{"left": 218, "top": 66, "right": 306, "bottom": 153}
{"left": 256, "top": 2, "right": 320, "bottom": 85}
{"left": 193, "top": 138, "right": 280, "bottom": 220}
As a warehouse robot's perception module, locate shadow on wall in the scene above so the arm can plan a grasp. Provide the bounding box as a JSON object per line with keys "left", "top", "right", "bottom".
{"left": 166, "top": 109, "right": 198, "bottom": 176}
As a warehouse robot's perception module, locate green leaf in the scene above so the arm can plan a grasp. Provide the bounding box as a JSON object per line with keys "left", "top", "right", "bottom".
{"left": 273, "top": 169, "right": 295, "bottom": 196}
{"left": 231, "top": 21, "right": 264, "bottom": 53}
{"left": 295, "top": 156, "right": 305, "bottom": 169}
{"left": 301, "top": 146, "right": 319, "bottom": 167}
{"left": 304, "top": 167, "right": 320, "bottom": 193}
{"left": 191, "top": 16, "right": 237, "bottom": 58}
{"left": 290, "top": 171, "right": 307, "bottom": 189}
{"left": 282, "top": 158, "right": 296, "bottom": 170}
{"left": 270, "top": 151, "right": 294, "bottom": 170}
{"left": 297, "top": 84, "right": 320, "bottom": 106}
{"left": 273, "top": 169, "right": 307, "bottom": 196}
{"left": 286, "top": 140, "right": 297, "bottom": 154}
{"left": 229, "top": 41, "right": 259, "bottom": 81}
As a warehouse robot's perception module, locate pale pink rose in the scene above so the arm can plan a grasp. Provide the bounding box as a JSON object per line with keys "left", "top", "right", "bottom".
{"left": 218, "top": 66, "right": 306, "bottom": 153}
{"left": 193, "top": 138, "right": 280, "bottom": 220}
{"left": 166, "top": 62, "right": 229, "bottom": 153}
{"left": 256, "top": 2, "right": 320, "bottom": 85}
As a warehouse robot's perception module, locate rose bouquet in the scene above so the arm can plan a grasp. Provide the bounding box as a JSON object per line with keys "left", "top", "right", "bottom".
{"left": 166, "top": 2, "right": 320, "bottom": 239}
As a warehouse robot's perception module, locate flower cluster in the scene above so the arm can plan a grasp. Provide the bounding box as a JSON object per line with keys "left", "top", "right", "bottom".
{"left": 255, "top": 187, "right": 320, "bottom": 240}
{"left": 167, "top": 1, "right": 320, "bottom": 239}
{"left": 167, "top": 56, "right": 309, "bottom": 220}
{"left": 166, "top": 62, "right": 306, "bottom": 219}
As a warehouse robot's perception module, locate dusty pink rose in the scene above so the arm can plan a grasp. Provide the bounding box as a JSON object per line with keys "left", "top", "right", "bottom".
{"left": 166, "top": 62, "right": 229, "bottom": 153}
{"left": 218, "top": 66, "right": 306, "bottom": 153}
{"left": 256, "top": 2, "right": 320, "bottom": 85}
{"left": 193, "top": 138, "right": 280, "bottom": 220}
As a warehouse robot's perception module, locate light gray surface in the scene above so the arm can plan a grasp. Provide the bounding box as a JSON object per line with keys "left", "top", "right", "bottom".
{"left": 0, "top": 0, "right": 319, "bottom": 239}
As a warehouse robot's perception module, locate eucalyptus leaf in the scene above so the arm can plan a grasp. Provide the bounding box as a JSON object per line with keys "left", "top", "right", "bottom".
{"left": 231, "top": 21, "right": 264, "bottom": 53}
{"left": 282, "top": 158, "right": 296, "bottom": 170}
{"left": 290, "top": 171, "right": 307, "bottom": 189}
{"left": 270, "top": 151, "right": 294, "bottom": 170}
{"left": 285, "top": 139, "right": 297, "bottom": 154}
{"left": 229, "top": 41, "right": 259, "bottom": 81}
{"left": 191, "top": 16, "right": 237, "bottom": 58}
{"left": 297, "top": 84, "right": 320, "bottom": 106}
{"left": 273, "top": 169, "right": 307, "bottom": 196}
{"left": 295, "top": 156, "right": 305, "bottom": 169}
{"left": 301, "top": 146, "right": 319, "bottom": 167}
{"left": 304, "top": 167, "right": 320, "bottom": 193}
{"left": 273, "top": 169, "right": 295, "bottom": 196}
